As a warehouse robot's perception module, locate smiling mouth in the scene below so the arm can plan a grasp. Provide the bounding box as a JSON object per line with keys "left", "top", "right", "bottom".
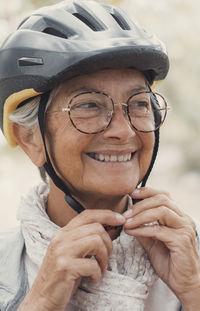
{"left": 87, "top": 152, "right": 135, "bottom": 162}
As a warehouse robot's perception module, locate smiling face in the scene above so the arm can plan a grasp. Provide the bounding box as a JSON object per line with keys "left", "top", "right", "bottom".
{"left": 45, "top": 69, "right": 154, "bottom": 201}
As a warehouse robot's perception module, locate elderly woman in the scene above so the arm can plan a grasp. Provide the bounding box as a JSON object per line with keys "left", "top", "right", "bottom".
{"left": 0, "top": 1, "right": 199, "bottom": 310}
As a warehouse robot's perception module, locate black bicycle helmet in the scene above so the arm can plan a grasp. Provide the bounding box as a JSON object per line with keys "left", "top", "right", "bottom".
{"left": 0, "top": 0, "right": 169, "bottom": 213}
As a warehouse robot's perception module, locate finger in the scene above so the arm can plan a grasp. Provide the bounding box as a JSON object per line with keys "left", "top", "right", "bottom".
{"left": 124, "top": 192, "right": 183, "bottom": 218}
{"left": 54, "top": 234, "right": 109, "bottom": 271}
{"left": 51, "top": 234, "right": 109, "bottom": 274}
{"left": 68, "top": 235, "right": 109, "bottom": 273}
{"left": 51, "top": 231, "right": 110, "bottom": 272}
{"left": 136, "top": 236, "right": 169, "bottom": 264}
{"left": 69, "top": 257, "right": 102, "bottom": 283}
{"left": 131, "top": 186, "right": 172, "bottom": 199}
{"left": 125, "top": 224, "right": 198, "bottom": 254}
{"left": 65, "top": 209, "right": 125, "bottom": 231}
{"left": 124, "top": 206, "right": 188, "bottom": 230}
{"left": 57, "top": 223, "right": 113, "bottom": 256}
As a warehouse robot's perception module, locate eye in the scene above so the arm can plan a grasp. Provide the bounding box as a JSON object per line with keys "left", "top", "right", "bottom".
{"left": 129, "top": 100, "right": 150, "bottom": 111}
{"left": 70, "top": 100, "right": 107, "bottom": 119}
{"left": 128, "top": 92, "right": 151, "bottom": 112}
{"left": 128, "top": 98, "right": 152, "bottom": 119}
{"left": 133, "top": 101, "right": 149, "bottom": 108}
{"left": 72, "top": 101, "right": 101, "bottom": 110}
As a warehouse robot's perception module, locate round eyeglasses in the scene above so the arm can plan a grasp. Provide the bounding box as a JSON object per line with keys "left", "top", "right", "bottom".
{"left": 48, "top": 90, "right": 169, "bottom": 134}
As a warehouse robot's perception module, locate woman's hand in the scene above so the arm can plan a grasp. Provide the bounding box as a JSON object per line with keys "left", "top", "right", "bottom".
{"left": 18, "top": 209, "right": 125, "bottom": 311}
{"left": 123, "top": 187, "right": 200, "bottom": 309}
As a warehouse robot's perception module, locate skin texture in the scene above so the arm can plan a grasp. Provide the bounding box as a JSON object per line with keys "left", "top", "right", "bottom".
{"left": 45, "top": 69, "right": 154, "bottom": 213}
{"left": 13, "top": 69, "right": 200, "bottom": 311}
{"left": 123, "top": 187, "right": 200, "bottom": 311}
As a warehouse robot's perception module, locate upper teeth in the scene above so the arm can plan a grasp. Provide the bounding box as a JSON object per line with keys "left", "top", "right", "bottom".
{"left": 94, "top": 153, "right": 132, "bottom": 162}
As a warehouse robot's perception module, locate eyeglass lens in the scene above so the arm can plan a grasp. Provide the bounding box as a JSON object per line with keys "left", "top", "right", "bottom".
{"left": 68, "top": 91, "right": 167, "bottom": 134}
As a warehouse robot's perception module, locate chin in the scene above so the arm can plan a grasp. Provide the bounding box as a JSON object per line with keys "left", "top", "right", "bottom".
{"left": 95, "top": 181, "right": 138, "bottom": 197}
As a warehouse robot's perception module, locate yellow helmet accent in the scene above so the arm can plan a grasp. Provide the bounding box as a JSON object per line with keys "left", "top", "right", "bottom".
{"left": 151, "top": 80, "right": 164, "bottom": 90}
{"left": 3, "top": 89, "right": 42, "bottom": 147}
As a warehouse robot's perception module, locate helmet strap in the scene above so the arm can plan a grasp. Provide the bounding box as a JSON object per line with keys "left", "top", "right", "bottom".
{"left": 132, "top": 129, "right": 159, "bottom": 205}
{"left": 38, "top": 92, "right": 85, "bottom": 213}
{"left": 141, "top": 129, "right": 159, "bottom": 187}
{"left": 140, "top": 85, "right": 160, "bottom": 186}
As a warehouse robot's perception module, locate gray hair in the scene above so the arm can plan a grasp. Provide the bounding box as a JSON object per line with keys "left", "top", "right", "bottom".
{"left": 9, "top": 86, "right": 61, "bottom": 182}
{"left": 9, "top": 87, "right": 60, "bottom": 127}
{"left": 9, "top": 96, "right": 41, "bottom": 129}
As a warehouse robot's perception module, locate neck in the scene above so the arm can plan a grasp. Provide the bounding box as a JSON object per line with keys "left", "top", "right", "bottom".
{"left": 47, "top": 180, "right": 129, "bottom": 228}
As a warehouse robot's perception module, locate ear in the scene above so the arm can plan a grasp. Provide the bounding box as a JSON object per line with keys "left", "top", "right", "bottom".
{"left": 11, "top": 122, "right": 46, "bottom": 167}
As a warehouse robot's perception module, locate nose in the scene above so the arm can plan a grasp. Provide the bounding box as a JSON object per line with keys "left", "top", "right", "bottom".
{"left": 103, "top": 104, "right": 136, "bottom": 141}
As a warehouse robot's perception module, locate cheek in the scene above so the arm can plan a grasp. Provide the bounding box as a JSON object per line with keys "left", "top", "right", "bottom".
{"left": 46, "top": 115, "right": 91, "bottom": 180}
{"left": 139, "top": 133, "right": 155, "bottom": 177}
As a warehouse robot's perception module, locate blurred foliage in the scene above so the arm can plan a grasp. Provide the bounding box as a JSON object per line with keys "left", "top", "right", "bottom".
{"left": 0, "top": 0, "right": 200, "bottom": 173}
{"left": 25, "top": 0, "right": 122, "bottom": 8}
{"left": 30, "top": 0, "right": 60, "bottom": 7}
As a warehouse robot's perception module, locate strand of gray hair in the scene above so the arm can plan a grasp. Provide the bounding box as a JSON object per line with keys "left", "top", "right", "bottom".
{"left": 9, "top": 87, "right": 60, "bottom": 128}
{"left": 9, "top": 86, "right": 61, "bottom": 182}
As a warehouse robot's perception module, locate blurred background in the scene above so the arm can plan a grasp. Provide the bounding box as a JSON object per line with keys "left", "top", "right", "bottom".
{"left": 0, "top": 0, "right": 200, "bottom": 230}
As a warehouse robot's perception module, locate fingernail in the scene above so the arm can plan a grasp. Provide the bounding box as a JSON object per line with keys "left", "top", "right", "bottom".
{"left": 132, "top": 189, "right": 140, "bottom": 195}
{"left": 123, "top": 209, "right": 133, "bottom": 218}
{"left": 126, "top": 218, "right": 133, "bottom": 224}
{"left": 115, "top": 213, "right": 125, "bottom": 222}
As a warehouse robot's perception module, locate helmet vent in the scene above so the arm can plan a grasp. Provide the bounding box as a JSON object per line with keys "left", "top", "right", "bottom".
{"left": 73, "top": 13, "right": 104, "bottom": 32}
{"left": 110, "top": 13, "right": 131, "bottom": 30}
{"left": 43, "top": 27, "right": 69, "bottom": 39}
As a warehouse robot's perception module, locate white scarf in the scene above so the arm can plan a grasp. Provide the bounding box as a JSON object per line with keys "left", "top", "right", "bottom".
{"left": 17, "top": 183, "right": 158, "bottom": 311}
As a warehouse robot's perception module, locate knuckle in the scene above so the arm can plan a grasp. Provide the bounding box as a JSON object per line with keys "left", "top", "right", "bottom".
{"left": 80, "top": 209, "right": 91, "bottom": 219}
{"left": 49, "top": 230, "right": 67, "bottom": 255}
{"left": 91, "top": 234, "right": 103, "bottom": 246}
{"left": 156, "top": 193, "right": 170, "bottom": 205}
{"left": 183, "top": 226, "right": 196, "bottom": 244}
{"left": 54, "top": 256, "right": 66, "bottom": 271}
{"left": 158, "top": 205, "right": 168, "bottom": 217}
{"left": 159, "top": 189, "right": 171, "bottom": 198}
{"left": 163, "top": 190, "right": 171, "bottom": 198}
{"left": 51, "top": 230, "right": 61, "bottom": 246}
{"left": 48, "top": 241, "right": 60, "bottom": 258}
{"left": 186, "top": 215, "right": 196, "bottom": 231}
{"left": 93, "top": 223, "right": 105, "bottom": 234}
{"left": 54, "top": 256, "right": 73, "bottom": 273}
{"left": 91, "top": 256, "right": 100, "bottom": 266}
{"left": 98, "top": 245, "right": 108, "bottom": 260}
{"left": 152, "top": 224, "right": 163, "bottom": 237}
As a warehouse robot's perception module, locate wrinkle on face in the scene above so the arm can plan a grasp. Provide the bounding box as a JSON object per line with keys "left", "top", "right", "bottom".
{"left": 44, "top": 69, "right": 154, "bottom": 206}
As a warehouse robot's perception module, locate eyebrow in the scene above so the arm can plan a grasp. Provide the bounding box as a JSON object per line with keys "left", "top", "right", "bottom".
{"left": 69, "top": 85, "right": 148, "bottom": 97}
{"left": 126, "top": 86, "right": 148, "bottom": 97}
